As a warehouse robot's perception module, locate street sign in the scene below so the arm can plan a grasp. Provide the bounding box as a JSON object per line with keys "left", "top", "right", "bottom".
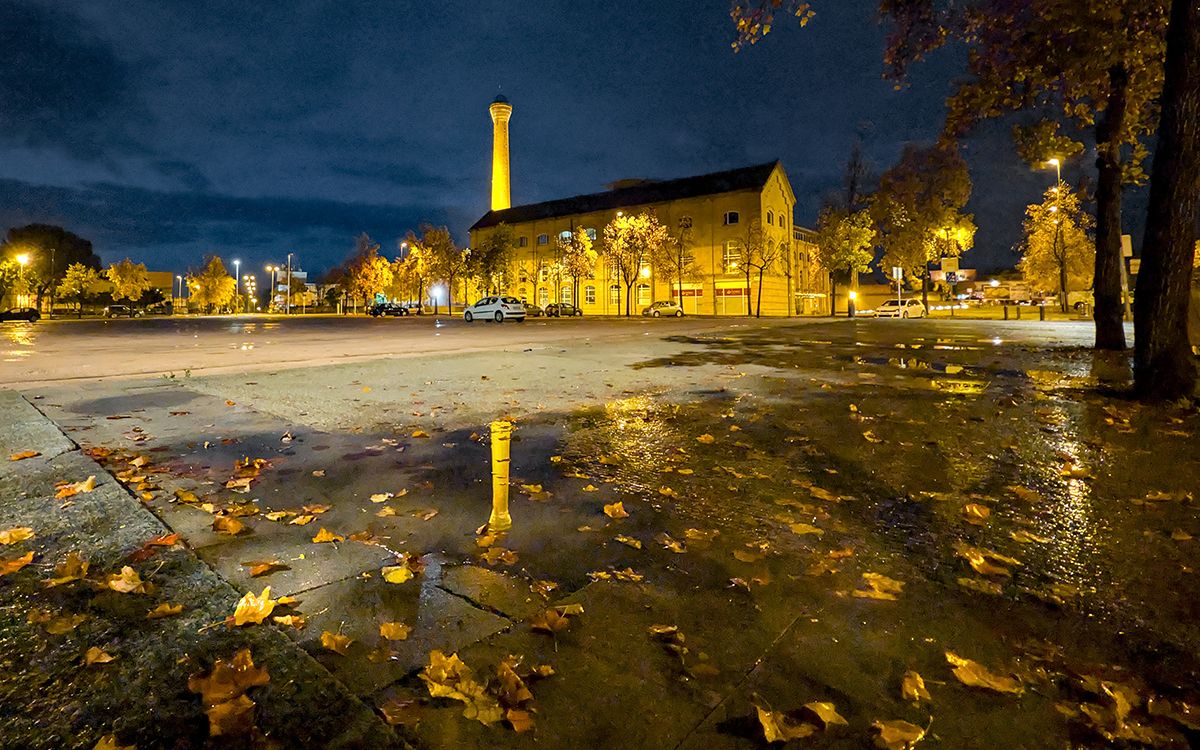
{"left": 941, "top": 257, "right": 959, "bottom": 273}
{"left": 945, "top": 272, "right": 959, "bottom": 284}
{"left": 1121, "top": 234, "right": 1133, "bottom": 258}
{"left": 892, "top": 266, "right": 903, "bottom": 280}
{"left": 1129, "top": 258, "right": 1141, "bottom": 274}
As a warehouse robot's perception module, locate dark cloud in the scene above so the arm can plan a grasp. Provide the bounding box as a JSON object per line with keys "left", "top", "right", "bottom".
{"left": 0, "top": 0, "right": 150, "bottom": 160}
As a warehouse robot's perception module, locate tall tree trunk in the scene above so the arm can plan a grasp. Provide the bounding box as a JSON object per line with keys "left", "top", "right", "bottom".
{"left": 756, "top": 268, "right": 765, "bottom": 317}
{"left": 1135, "top": 0, "right": 1200, "bottom": 399}
{"left": 921, "top": 262, "right": 930, "bottom": 313}
{"left": 1094, "top": 64, "right": 1130, "bottom": 349}
{"left": 830, "top": 274, "right": 838, "bottom": 317}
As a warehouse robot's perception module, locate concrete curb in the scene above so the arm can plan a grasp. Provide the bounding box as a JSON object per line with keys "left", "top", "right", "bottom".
{"left": 0, "top": 389, "right": 408, "bottom": 749}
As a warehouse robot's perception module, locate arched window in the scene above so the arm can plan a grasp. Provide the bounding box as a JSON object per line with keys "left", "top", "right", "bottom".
{"left": 585, "top": 285, "right": 596, "bottom": 304}
{"left": 723, "top": 211, "right": 740, "bottom": 226}
{"left": 559, "top": 230, "right": 572, "bottom": 242}
{"left": 537, "top": 234, "right": 549, "bottom": 245}
{"left": 766, "top": 210, "right": 774, "bottom": 226}
{"left": 723, "top": 240, "right": 743, "bottom": 273}
{"left": 779, "top": 215, "right": 786, "bottom": 231}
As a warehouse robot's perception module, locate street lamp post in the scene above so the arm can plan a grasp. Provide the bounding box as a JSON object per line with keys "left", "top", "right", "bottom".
{"left": 47, "top": 247, "right": 56, "bottom": 319}
{"left": 232, "top": 259, "right": 242, "bottom": 313}
{"left": 285, "top": 253, "right": 293, "bottom": 315}
{"left": 265, "top": 265, "right": 277, "bottom": 312}
{"left": 175, "top": 275, "right": 182, "bottom": 313}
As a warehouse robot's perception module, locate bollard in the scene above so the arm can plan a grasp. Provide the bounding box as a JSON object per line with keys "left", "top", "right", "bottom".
{"left": 488, "top": 420, "right": 513, "bottom": 532}
{"left": 1039, "top": 304, "right": 1046, "bottom": 321}
{"left": 1016, "top": 305, "right": 1022, "bottom": 320}
{"left": 1003, "top": 305, "right": 1009, "bottom": 321}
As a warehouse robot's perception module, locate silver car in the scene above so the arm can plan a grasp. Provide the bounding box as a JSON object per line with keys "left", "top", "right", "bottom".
{"left": 463, "top": 296, "right": 526, "bottom": 323}
{"left": 642, "top": 301, "right": 684, "bottom": 317}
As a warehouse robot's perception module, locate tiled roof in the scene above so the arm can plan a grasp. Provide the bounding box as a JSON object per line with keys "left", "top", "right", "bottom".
{"left": 470, "top": 161, "right": 780, "bottom": 231}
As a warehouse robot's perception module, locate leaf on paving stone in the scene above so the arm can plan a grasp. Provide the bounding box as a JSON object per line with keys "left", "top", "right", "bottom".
{"left": 380, "top": 698, "right": 421, "bottom": 727}
{"left": 955, "top": 545, "right": 1014, "bottom": 577}
{"left": 615, "top": 535, "right": 642, "bottom": 549}
{"left": 147, "top": 533, "right": 180, "bottom": 547}
{"left": 1141, "top": 489, "right": 1193, "bottom": 504}
{"left": 44, "top": 552, "right": 89, "bottom": 587}
{"left": 1010, "top": 486, "right": 1044, "bottom": 503}
{"left": 588, "top": 570, "right": 611, "bottom": 581}
{"left": 188, "top": 648, "right": 271, "bottom": 710}
{"left": 684, "top": 528, "right": 719, "bottom": 542}
{"left": 613, "top": 567, "right": 643, "bottom": 581}
{"left": 375, "top": 506, "right": 398, "bottom": 517}
{"left": 945, "top": 651, "right": 1023, "bottom": 694}
{"left": 205, "top": 693, "right": 257, "bottom": 736}
{"left": 302, "top": 504, "right": 331, "bottom": 515}
{"left": 320, "top": 630, "right": 353, "bottom": 655}
{"left": 753, "top": 697, "right": 819, "bottom": 742}
{"left": 696, "top": 434, "right": 715, "bottom": 444}
{"left": 808, "top": 485, "right": 841, "bottom": 503}
{"left": 789, "top": 522, "right": 824, "bottom": 536}
{"left": 224, "top": 477, "right": 253, "bottom": 492}
{"left": 242, "top": 560, "right": 289, "bottom": 577}
{"left": 531, "top": 579, "right": 558, "bottom": 599}
{"left": 901, "top": 671, "right": 932, "bottom": 705}
{"left": 1170, "top": 529, "right": 1193, "bottom": 541}
{"left": 853, "top": 573, "right": 904, "bottom": 601}
{"left": 379, "top": 621, "right": 412, "bottom": 641}
{"left": 654, "top": 533, "right": 685, "bottom": 553}
{"left": 212, "top": 515, "right": 245, "bottom": 535}
{"left": 957, "top": 577, "right": 1004, "bottom": 596}
{"left": 9, "top": 450, "right": 40, "bottom": 461}
{"left": 147, "top": 602, "right": 184, "bottom": 619}
{"left": 417, "top": 508, "right": 438, "bottom": 521}
{"left": 106, "top": 566, "right": 147, "bottom": 593}
{"left": 677, "top": 468, "right": 694, "bottom": 475}
{"left": 506, "top": 708, "right": 535, "bottom": 733}
{"left": 962, "top": 503, "right": 991, "bottom": 526}
{"left": 582, "top": 484, "right": 599, "bottom": 492}
{"left": 382, "top": 565, "right": 414, "bottom": 584}
{"left": 734, "top": 549, "right": 766, "bottom": 563}
{"left": 85, "top": 646, "right": 115, "bottom": 665}
{"left": 1060, "top": 462, "right": 1091, "bottom": 479}
{"left": 311, "top": 469, "right": 325, "bottom": 477}
{"left": 174, "top": 488, "right": 200, "bottom": 504}
{"left": 56, "top": 476, "right": 97, "bottom": 499}
{"left": 862, "top": 430, "right": 883, "bottom": 443}
{"left": 370, "top": 492, "right": 393, "bottom": 503}
{"left": 0, "top": 527, "right": 34, "bottom": 545}
{"left": 232, "top": 587, "right": 276, "bottom": 626}
{"left": 411, "top": 430, "right": 430, "bottom": 438}
{"left": 420, "top": 650, "right": 503, "bottom": 725}
{"left": 224, "top": 503, "right": 259, "bottom": 517}
{"left": 481, "top": 547, "right": 519, "bottom": 566}
{"left": 659, "top": 486, "right": 679, "bottom": 498}
{"left": 531, "top": 609, "right": 572, "bottom": 634}
{"left": 288, "top": 514, "right": 316, "bottom": 526}
{"left": 272, "top": 614, "right": 307, "bottom": 631}
{"left": 1010, "top": 530, "right": 1051, "bottom": 544}
{"left": 872, "top": 719, "right": 926, "bottom": 749}
{"left": 603, "top": 501, "right": 629, "bottom": 519}
{"left": 311, "top": 528, "right": 343, "bottom": 543}
{"left": 803, "top": 701, "right": 848, "bottom": 728}
{"left": 519, "top": 484, "right": 543, "bottom": 494}
{"left": 92, "top": 734, "right": 135, "bottom": 750}
{"left": 45, "top": 613, "right": 88, "bottom": 634}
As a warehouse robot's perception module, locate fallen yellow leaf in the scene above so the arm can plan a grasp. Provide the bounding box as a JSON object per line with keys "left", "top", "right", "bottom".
{"left": 382, "top": 565, "right": 414, "bottom": 584}
{"left": 44, "top": 551, "right": 89, "bottom": 587}
{"left": 0, "top": 527, "right": 35, "bottom": 545}
{"left": 853, "top": 572, "right": 904, "bottom": 601}
{"left": 232, "top": 587, "right": 276, "bottom": 626}
{"left": 696, "top": 434, "right": 715, "bottom": 444}
{"left": 320, "top": 630, "right": 353, "bottom": 655}
{"left": 9, "top": 450, "right": 40, "bottom": 461}
{"left": 962, "top": 503, "right": 991, "bottom": 526}
{"left": 901, "top": 670, "right": 932, "bottom": 705}
{"left": 311, "top": 528, "right": 343, "bottom": 543}
{"left": 106, "top": 566, "right": 148, "bottom": 594}
{"left": 212, "top": 515, "right": 245, "bottom": 535}
{"left": 944, "top": 651, "right": 1023, "bottom": 694}
{"left": 85, "top": 646, "right": 115, "bottom": 665}
{"left": 147, "top": 603, "right": 184, "bottom": 619}
{"left": 380, "top": 622, "right": 412, "bottom": 641}
{"left": 603, "top": 501, "right": 629, "bottom": 519}
{"left": 872, "top": 719, "right": 926, "bottom": 749}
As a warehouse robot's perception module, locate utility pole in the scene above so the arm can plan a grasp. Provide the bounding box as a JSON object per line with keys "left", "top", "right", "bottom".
{"left": 285, "top": 253, "right": 293, "bottom": 315}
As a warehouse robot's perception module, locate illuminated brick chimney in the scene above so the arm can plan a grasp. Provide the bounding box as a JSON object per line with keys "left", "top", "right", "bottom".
{"left": 489, "top": 95, "right": 512, "bottom": 211}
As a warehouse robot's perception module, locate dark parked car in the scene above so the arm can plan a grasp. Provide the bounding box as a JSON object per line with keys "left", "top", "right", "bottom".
{"left": 367, "top": 302, "right": 408, "bottom": 317}
{"left": 0, "top": 307, "right": 40, "bottom": 323}
{"left": 544, "top": 303, "right": 582, "bottom": 317}
{"left": 523, "top": 302, "right": 544, "bottom": 317}
{"left": 103, "top": 304, "right": 142, "bottom": 318}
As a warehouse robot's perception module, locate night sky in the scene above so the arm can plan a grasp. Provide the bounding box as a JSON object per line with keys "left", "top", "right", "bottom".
{"left": 0, "top": 0, "right": 1113, "bottom": 277}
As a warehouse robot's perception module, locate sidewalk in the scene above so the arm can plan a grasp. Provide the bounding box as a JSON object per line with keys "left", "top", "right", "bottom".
{"left": 0, "top": 390, "right": 404, "bottom": 749}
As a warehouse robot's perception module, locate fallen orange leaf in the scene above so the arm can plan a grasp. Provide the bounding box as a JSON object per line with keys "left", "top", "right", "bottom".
{"left": 9, "top": 450, "right": 40, "bottom": 461}
{"left": 320, "top": 630, "right": 353, "bottom": 655}
{"left": 311, "top": 528, "right": 343, "bottom": 544}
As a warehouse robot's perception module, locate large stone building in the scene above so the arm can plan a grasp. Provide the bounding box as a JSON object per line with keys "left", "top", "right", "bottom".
{"left": 468, "top": 96, "right": 829, "bottom": 316}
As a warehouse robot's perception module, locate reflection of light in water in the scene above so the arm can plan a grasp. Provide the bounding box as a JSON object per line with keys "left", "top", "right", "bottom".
{"left": 585, "top": 396, "right": 678, "bottom": 494}
{"left": 2, "top": 326, "right": 36, "bottom": 361}
{"left": 1033, "top": 424, "right": 1100, "bottom": 596}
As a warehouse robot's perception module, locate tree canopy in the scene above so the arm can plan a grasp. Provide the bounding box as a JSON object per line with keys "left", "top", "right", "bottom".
{"left": 601, "top": 212, "right": 670, "bottom": 316}
{"left": 188, "top": 256, "right": 236, "bottom": 313}
{"left": 106, "top": 259, "right": 152, "bottom": 304}
{"left": 1018, "top": 184, "right": 1095, "bottom": 311}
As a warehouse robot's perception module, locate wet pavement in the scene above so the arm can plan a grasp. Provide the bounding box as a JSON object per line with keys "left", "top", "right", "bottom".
{"left": 3, "top": 317, "right": 1200, "bottom": 748}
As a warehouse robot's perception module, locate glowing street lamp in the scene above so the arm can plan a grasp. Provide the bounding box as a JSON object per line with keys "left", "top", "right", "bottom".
{"left": 15, "top": 253, "right": 30, "bottom": 266}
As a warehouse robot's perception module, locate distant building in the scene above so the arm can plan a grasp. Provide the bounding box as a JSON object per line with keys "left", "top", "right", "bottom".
{"left": 467, "top": 97, "right": 828, "bottom": 316}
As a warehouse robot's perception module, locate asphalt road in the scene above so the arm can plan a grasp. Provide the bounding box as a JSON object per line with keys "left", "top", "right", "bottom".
{"left": 0, "top": 313, "right": 1113, "bottom": 387}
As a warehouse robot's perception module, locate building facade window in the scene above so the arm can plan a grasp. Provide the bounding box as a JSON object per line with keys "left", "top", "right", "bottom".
{"left": 766, "top": 210, "right": 774, "bottom": 225}
{"left": 559, "top": 230, "right": 572, "bottom": 242}
{"left": 723, "top": 240, "right": 742, "bottom": 273}
{"left": 538, "top": 288, "right": 549, "bottom": 307}
{"left": 518, "top": 236, "right": 528, "bottom": 248}
{"left": 585, "top": 227, "right": 597, "bottom": 240}
{"left": 561, "top": 287, "right": 572, "bottom": 304}
{"left": 518, "top": 287, "right": 527, "bottom": 300}
{"left": 537, "top": 234, "right": 549, "bottom": 245}
{"left": 723, "top": 211, "right": 740, "bottom": 225}
{"left": 518, "top": 267, "right": 528, "bottom": 282}
{"left": 779, "top": 215, "right": 786, "bottom": 231}
{"left": 585, "top": 285, "right": 596, "bottom": 304}
{"left": 609, "top": 285, "right": 621, "bottom": 305}
{"left": 636, "top": 284, "right": 651, "bottom": 306}
{"left": 678, "top": 216, "right": 693, "bottom": 229}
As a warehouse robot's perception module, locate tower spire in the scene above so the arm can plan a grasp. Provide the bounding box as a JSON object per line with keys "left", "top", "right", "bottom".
{"left": 489, "top": 95, "right": 512, "bottom": 212}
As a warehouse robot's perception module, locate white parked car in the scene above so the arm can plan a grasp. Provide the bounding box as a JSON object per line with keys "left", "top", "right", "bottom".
{"left": 463, "top": 296, "right": 526, "bottom": 323}
{"left": 642, "top": 301, "right": 684, "bottom": 317}
{"left": 875, "top": 298, "right": 927, "bottom": 318}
